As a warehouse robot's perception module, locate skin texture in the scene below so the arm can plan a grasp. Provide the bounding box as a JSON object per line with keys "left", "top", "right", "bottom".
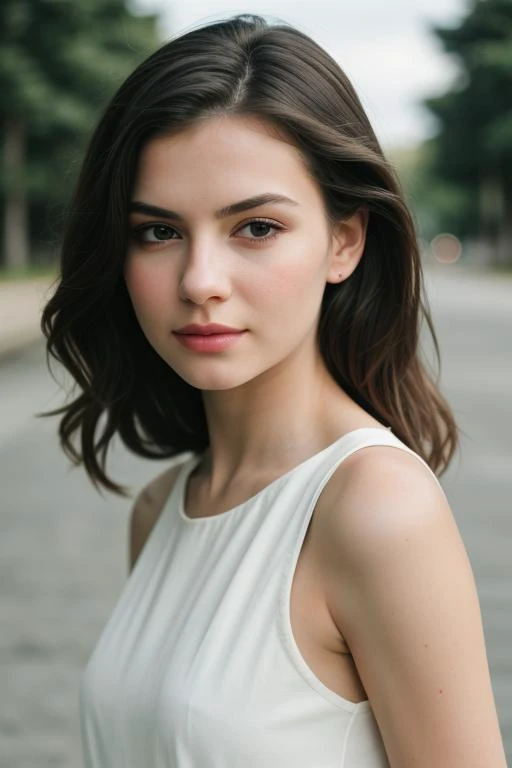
{"left": 315, "top": 447, "right": 507, "bottom": 766}
{"left": 126, "top": 115, "right": 507, "bottom": 766}
{"left": 125, "top": 115, "right": 363, "bottom": 393}
{"left": 125, "top": 114, "right": 372, "bottom": 493}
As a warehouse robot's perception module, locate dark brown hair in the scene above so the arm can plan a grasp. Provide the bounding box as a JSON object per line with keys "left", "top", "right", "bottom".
{"left": 42, "top": 14, "right": 457, "bottom": 493}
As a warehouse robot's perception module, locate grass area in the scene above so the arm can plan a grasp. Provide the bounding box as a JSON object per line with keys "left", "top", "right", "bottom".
{"left": 492, "top": 263, "right": 512, "bottom": 276}
{"left": 0, "top": 264, "right": 58, "bottom": 282}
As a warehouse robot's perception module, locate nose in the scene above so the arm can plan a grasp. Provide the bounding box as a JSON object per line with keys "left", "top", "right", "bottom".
{"left": 178, "top": 238, "right": 232, "bottom": 305}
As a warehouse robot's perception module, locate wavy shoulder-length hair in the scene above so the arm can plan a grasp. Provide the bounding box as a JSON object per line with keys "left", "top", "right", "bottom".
{"left": 42, "top": 14, "right": 457, "bottom": 493}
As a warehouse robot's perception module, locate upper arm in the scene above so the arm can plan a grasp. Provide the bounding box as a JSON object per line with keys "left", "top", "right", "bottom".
{"left": 129, "top": 458, "right": 186, "bottom": 572}
{"left": 320, "top": 448, "right": 506, "bottom": 767}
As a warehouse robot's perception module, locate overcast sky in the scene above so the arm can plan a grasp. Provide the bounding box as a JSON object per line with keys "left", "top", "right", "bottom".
{"left": 132, "top": 0, "right": 468, "bottom": 148}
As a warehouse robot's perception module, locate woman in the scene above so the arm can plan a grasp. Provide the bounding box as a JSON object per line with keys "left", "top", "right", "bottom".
{"left": 42, "top": 14, "right": 506, "bottom": 767}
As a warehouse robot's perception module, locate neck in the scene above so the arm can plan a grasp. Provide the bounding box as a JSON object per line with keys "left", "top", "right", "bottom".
{"left": 198, "top": 346, "right": 365, "bottom": 491}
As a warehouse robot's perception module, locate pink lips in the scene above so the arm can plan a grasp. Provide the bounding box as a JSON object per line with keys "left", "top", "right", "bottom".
{"left": 173, "top": 323, "right": 246, "bottom": 353}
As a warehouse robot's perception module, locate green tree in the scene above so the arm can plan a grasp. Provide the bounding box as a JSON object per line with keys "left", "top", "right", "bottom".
{"left": 0, "top": 0, "right": 159, "bottom": 268}
{"left": 424, "top": 0, "right": 512, "bottom": 264}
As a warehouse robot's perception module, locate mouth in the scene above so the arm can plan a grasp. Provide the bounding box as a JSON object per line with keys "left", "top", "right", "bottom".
{"left": 174, "top": 323, "right": 244, "bottom": 336}
{"left": 172, "top": 324, "right": 247, "bottom": 353}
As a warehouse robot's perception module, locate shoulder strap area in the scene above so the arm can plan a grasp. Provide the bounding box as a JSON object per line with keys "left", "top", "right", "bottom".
{"left": 317, "top": 427, "right": 442, "bottom": 492}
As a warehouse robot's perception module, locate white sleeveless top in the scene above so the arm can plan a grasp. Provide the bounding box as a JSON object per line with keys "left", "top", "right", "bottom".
{"left": 80, "top": 428, "right": 437, "bottom": 767}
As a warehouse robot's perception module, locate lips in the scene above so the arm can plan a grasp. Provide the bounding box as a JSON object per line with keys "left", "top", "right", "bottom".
{"left": 174, "top": 323, "right": 243, "bottom": 336}
{"left": 172, "top": 323, "right": 246, "bottom": 353}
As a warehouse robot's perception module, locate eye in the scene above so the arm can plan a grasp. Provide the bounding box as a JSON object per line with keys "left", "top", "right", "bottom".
{"left": 132, "top": 223, "right": 180, "bottom": 243}
{"left": 234, "top": 218, "right": 284, "bottom": 241}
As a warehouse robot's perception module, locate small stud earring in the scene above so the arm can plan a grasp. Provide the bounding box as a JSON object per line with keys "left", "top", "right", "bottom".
{"left": 338, "top": 272, "right": 343, "bottom": 279}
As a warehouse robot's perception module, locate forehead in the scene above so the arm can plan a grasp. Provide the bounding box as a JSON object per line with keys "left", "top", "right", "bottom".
{"left": 132, "top": 115, "right": 321, "bottom": 206}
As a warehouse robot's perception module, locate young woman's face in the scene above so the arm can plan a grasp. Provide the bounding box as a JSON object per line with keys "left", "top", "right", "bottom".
{"left": 125, "top": 115, "right": 357, "bottom": 391}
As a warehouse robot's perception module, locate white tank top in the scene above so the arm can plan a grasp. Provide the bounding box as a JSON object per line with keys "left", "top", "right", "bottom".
{"left": 80, "top": 427, "right": 438, "bottom": 767}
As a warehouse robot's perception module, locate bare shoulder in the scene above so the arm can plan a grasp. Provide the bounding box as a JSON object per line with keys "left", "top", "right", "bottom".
{"left": 129, "top": 456, "right": 190, "bottom": 571}
{"left": 315, "top": 442, "right": 466, "bottom": 627}
{"left": 315, "top": 445, "right": 507, "bottom": 765}
{"left": 317, "top": 444, "right": 454, "bottom": 568}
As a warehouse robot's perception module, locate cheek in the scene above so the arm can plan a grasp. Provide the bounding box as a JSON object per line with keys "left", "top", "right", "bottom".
{"left": 240, "top": 260, "right": 326, "bottom": 336}
{"left": 124, "top": 258, "right": 172, "bottom": 317}
{"left": 245, "top": 242, "right": 328, "bottom": 309}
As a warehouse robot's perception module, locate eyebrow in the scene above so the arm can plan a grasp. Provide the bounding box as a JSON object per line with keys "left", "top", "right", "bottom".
{"left": 128, "top": 193, "right": 299, "bottom": 221}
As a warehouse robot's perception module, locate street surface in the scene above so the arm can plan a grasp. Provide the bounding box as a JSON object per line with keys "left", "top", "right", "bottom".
{"left": 1, "top": 265, "right": 511, "bottom": 766}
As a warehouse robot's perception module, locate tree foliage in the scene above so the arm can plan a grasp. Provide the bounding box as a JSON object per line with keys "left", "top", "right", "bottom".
{"left": 423, "top": 0, "right": 512, "bottom": 257}
{"left": 1, "top": 0, "right": 160, "bottom": 265}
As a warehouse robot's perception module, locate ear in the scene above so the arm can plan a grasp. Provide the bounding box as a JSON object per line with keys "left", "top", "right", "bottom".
{"left": 326, "top": 208, "right": 369, "bottom": 284}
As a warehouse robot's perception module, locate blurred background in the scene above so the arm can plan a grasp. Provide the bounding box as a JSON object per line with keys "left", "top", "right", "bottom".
{"left": 1, "top": 0, "right": 511, "bottom": 765}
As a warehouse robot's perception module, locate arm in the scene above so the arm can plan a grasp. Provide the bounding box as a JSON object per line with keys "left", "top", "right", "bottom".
{"left": 319, "top": 447, "right": 507, "bottom": 767}
{"left": 129, "top": 459, "right": 186, "bottom": 572}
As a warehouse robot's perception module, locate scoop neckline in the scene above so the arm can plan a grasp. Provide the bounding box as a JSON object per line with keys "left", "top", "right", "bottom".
{"left": 178, "top": 426, "right": 394, "bottom": 524}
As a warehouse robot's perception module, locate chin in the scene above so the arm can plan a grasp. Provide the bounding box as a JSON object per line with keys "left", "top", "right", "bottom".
{"left": 182, "top": 375, "right": 254, "bottom": 393}
{"left": 165, "top": 360, "right": 258, "bottom": 393}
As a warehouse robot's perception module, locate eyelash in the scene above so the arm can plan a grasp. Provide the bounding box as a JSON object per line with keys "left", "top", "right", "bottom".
{"left": 131, "top": 218, "right": 285, "bottom": 246}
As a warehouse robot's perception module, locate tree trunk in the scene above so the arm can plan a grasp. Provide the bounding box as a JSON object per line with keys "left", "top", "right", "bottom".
{"left": 496, "top": 204, "right": 512, "bottom": 266}
{"left": 495, "top": 173, "right": 512, "bottom": 266}
{"left": 3, "top": 117, "right": 29, "bottom": 269}
{"left": 478, "top": 170, "right": 501, "bottom": 265}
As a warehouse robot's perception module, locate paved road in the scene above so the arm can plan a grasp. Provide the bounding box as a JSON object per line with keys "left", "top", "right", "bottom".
{"left": 1, "top": 265, "right": 511, "bottom": 766}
